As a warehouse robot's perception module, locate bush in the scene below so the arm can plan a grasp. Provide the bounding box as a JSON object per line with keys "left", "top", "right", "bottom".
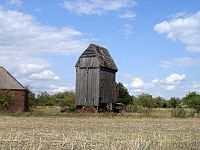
{"left": 25, "top": 87, "right": 37, "bottom": 107}
{"left": 171, "top": 107, "right": 186, "bottom": 118}
{"left": 55, "top": 92, "right": 76, "bottom": 111}
{"left": 168, "top": 97, "right": 181, "bottom": 109}
{"left": 138, "top": 93, "right": 153, "bottom": 111}
{"left": 0, "top": 90, "right": 11, "bottom": 110}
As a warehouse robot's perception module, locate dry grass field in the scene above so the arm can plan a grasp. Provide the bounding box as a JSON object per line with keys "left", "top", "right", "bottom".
{"left": 0, "top": 116, "right": 200, "bottom": 150}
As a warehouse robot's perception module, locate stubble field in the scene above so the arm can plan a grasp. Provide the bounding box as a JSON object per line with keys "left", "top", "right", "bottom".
{"left": 0, "top": 116, "right": 200, "bottom": 150}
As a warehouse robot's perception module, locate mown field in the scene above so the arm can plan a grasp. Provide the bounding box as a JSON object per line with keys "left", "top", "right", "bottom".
{"left": 0, "top": 113, "right": 200, "bottom": 150}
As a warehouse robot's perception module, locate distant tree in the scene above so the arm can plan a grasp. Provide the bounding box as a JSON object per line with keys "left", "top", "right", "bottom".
{"left": 162, "top": 100, "right": 168, "bottom": 108}
{"left": 153, "top": 96, "right": 166, "bottom": 108}
{"left": 183, "top": 92, "right": 200, "bottom": 112}
{"left": 37, "top": 92, "right": 56, "bottom": 106}
{"left": 138, "top": 93, "right": 153, "bottom": 110}
{"left": 168, "top": 97, "right": 181, "bottom": 109}
{"left": 53, "top": 91, "right": 76, "bottom": 111}
{"left": 132, "top": 95, "right": 139, "bottom": 105}
{"left": 117, "top": 82, "right": 132, "bottom": 105}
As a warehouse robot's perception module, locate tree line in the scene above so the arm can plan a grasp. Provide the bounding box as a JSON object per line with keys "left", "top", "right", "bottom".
{"left": 1, "top": 83, "right": 200, "bottom": 114}
{"left": 27, "top": 83, "right": 200, "bottom": 113}
{"left": 27, "top": 89, "right": 76, "bottom": 111}
{"left": 117, "top": 82, "right": 200, "bottom": 113}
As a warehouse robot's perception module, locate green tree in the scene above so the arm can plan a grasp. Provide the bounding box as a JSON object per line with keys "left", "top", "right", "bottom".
{"left": 138, "top": 93, "right": 153, "bottom": 110}
{"left": 117, "top": 82, "right": 132, "bottom": 105}
{"left": 153, "top": 96, "right": 166, "bottom": 108}
{"left": 168, "top": 97, "right": 181, "bottom": 109}
{"left": 25, "top": 87, "right": 37, "bottom": 107}
{"left": 37, "top": 92, "right": 56, "bottom": 106}
{"left": 53, "top": 91, "right": 76, "bottom": 111}
{"left": 183, "top": 92, "right": 200, "bottom": 112}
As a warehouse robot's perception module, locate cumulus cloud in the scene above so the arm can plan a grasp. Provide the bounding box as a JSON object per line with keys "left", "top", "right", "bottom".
{"left": 125, "top": 73, "right": 186, "bottom": 93}
{"left": 0, "top": 8, "right": 89, "bottom": 93}
{"left": 130, "top": 78, "right": 153, "bottom": 89}
{"left": 126, "top": 77, "right": 157, "bottom": 95}
{"left": 152, "top": 78, "right": 160, "bottom": 84}
{"left": 154, "top": 11, "right": 200, "bottom": 52}
{"left": 161, "top": 57, "right": 200, "bottom": 68}
{"left": 63, "top": 0, "right": 136, "bottom": 15}
{"left": 164, "top": 73, "right": 186, "bottom": 91}
{"left": 50, "top": 85, "right": 75, "bottom": 93}
{"left": 30, "top": 70, "right": 60, "bottom": 80}
{"left": 165, "top": 73, "right": 186, "bottom": 84}
{"left": 0, "top": 8, "right": 88, "bottom": 56}
{"left": 165, "top": 85, "right": 176, "bottom": 91}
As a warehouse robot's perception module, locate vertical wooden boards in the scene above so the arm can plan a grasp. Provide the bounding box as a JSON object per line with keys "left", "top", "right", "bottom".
{"left": 76, "top": 56, "right": 100, "bottom": 106}
{"left": 75, "top": 44, "right": 118, "bottom": 108}
{"left": 76, "top": 68, "right": 99, "bottom": 106}
{"left": 99, "top": 68, "right": 117, "bottom": 104}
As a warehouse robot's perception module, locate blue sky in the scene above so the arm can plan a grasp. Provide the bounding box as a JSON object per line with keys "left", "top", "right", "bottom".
{"left": 0, "top": 0, "right": 200, "bottom": 99}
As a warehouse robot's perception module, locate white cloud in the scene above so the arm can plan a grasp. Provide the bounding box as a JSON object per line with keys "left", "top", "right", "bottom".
{"left": 50, "top": 85, "right": 75, "bottom": 93}
{"left": 164, "top": 73, "right": 186, "bottom": 91}
{"left": 30, "top": 70, "right": 60, "bottom": 80}
{"left": 119, "top": 11, "right": 136, "bottom": 20}
{"left": 130, "top": 78, "right": 154, "bottom": 89}
{"left": 125, "top": 73, "right": 186, "bottom": 93}
{"left": 0, "top": 8, "right": 88, "bottom": 56}
{"left": 165, "top": 73, "right": 186, "bottom": 84}
{"left": 63, "top": 0, "right": 136, "bottom": 15}
{"left": 166, "top": 85, "right": 176, "bottom": 91}
{"left": 18, "top": 63, "right": 49, "bottom": 74}
{"left": 0, "top": 8, "right": 89, "bottom": 93}
{"left": 130, "top": 78, "right": 145, "bottom": 88}
{"left": 152, "top": 78, "right": 160, "bottom": 84}
{"left": 161, "top": 57, "right": 200, "bottom": 68}
{"left": 8, "top": 0, "right": 23, "bottom": 6}
{"left": 154, "top": 11, "right": 200, "bottom": 52}
{"left": 124, "top": 24, "right": 133, "bottom": 39}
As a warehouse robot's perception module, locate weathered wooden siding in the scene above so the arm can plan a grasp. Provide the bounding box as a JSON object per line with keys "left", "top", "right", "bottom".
{"left": 99, "top": 68, "right": 117, "bottom": 104}
{"left": 76, "top": 57, "right": 100, "bottom": 106}
{"left": 76, "top": 44, "right": 118, "bottom": 109}
{"left": 78, "top": 57, "right": 100, "bottom": 68}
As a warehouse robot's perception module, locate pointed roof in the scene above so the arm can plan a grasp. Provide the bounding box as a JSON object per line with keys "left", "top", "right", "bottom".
{"left": 76, "top": 44, "right": 118, "bottom": 71}
{"left": 0, "top": 67, "right": 25, "bottom": 90}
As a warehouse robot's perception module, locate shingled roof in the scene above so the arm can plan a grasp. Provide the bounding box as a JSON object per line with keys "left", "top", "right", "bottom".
{"left": 76, "top": 44, "right": 118, "bottom": 71}
{"left": 0, "top": 67, "right": 25, "bottom": 90}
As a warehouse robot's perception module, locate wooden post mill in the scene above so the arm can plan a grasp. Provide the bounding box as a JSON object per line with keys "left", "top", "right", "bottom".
{"left": 75, "top": 44, "right": 118, "bottom": 112}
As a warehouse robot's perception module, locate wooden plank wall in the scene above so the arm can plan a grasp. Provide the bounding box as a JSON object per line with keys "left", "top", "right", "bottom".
{"left": 99, "top": 68, "right": 117, "bottom": 104}
{"left": 76, "top": 56, "right": 117, "bottom": 107}
{"left": 76, "top": 57, "right": 100, "bottom": 106}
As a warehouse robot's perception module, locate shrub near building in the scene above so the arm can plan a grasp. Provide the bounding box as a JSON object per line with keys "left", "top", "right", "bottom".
{"left": 0, "top": 90, "right": 11, "bottom": 110}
